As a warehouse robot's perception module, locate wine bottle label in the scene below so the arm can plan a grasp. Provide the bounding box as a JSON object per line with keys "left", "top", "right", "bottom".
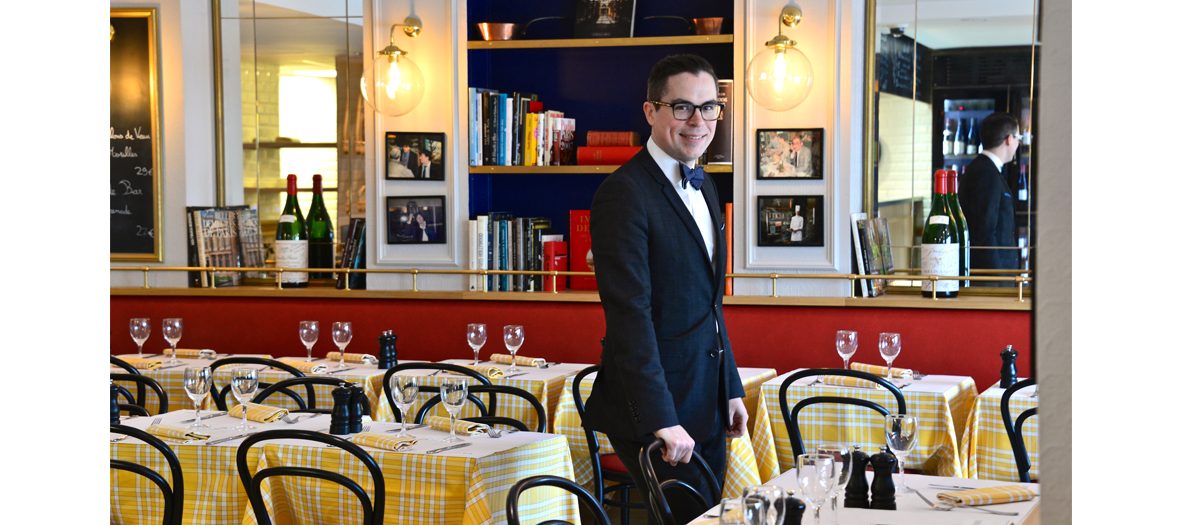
{"left": 279, "top": 214, "right": 296, "bottom": 224}
{"left": 966, "top": 145, "right": 976, "bottom": 155}
{"left": 928, "top": 215, "right": 950, "bottom": 225}
{"left": 921, "top": 243, "right": 960, "bottom": 293}
{"left": 275, "top": 240, "right": 309, "bottom": 283}
{"left": 1018, "top": 189, "right": 1028, "bottom": 200}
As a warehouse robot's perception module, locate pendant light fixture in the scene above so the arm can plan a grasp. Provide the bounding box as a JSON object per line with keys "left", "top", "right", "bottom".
{"left": 745, "top": 6, "right": 814, "bottom": 112}
{"left": 361, "top": 16, "right": 426, "bottom": 117}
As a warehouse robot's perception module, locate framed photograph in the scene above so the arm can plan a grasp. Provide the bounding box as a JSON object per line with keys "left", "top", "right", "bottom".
{"left": 386, "top": 196, "right": 446, "bottom": 244}
{"left": 757, "top": 195, "right": 825, "bottom": 247}
{"left": 756, "top": 128, "right": 823, "bottom": 179}
{"left": 386, "top": 132, "right": 445, "bottom": 180}
{"left": 573, "top": 0, "right": 636, "bottom": 38}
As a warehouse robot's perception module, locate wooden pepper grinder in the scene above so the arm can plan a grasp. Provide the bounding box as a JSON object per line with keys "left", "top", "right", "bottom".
{"left": 869, "top": 447, "right": 897, "bottom": 510}
{"left": 110, "top": 380, "right": 121, "bottom": 425}
{"left": 781, "top": 489, "right": 807, "bottom": 525}
{"left": 378, "top": 331, "right": 398, "bottom": 369}
{"left": 329, "top": 386, "right": 352, "bottom": 435}
{"left": 1000, "top": 344, "right": 1018, "bottom": 388}
{"left": 348, "top": 383, "right": 365, "bottom": 433}
{"left": 843, "top": 445, "right": 871, "bottom": 509}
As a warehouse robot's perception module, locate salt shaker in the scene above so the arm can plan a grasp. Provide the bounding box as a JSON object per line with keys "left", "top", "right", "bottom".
{"left": 378, "top": 331, "right": 398, "bottom": 369}
{"left": 329, "top": 386, "right": 353, "bottom": 435}
{"left": 1000, "top": 344, "right": 1018, "bottom": 388}
{"left": 843, "top": 445, "right": 871, "bottom": 509}
{"left": 869, "top": 447, "right": 897, "bottom": 510}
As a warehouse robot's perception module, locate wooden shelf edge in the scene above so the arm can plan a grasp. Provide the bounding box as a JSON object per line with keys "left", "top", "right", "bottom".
{"left": 468, "top": 165, "right": 733, "bottom": 174}
{"left": 468, "top": 34, "right": 734, "bottom": 50}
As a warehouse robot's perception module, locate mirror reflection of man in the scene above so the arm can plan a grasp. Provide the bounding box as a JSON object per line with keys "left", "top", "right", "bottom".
{"left": 789, "top": 135, "right": 813, "bottom": 177}
{"left": 959, "top": 112, "right": 1020, "bottom": 285}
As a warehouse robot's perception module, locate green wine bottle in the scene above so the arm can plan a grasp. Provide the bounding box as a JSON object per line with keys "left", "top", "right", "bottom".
{"left": 921, "top": 170, "right": 959, "bottom": 298}
{"left": 307, "top": 174, "right": 335, "bottom": 279}
{"left": 275, "top": 174, "right": 309, "bottom": 288}
{"left": 946, "top": 170, "right": 970, "bottom": 287}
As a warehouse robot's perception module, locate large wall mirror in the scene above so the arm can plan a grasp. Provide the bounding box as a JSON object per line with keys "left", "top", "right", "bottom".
{"left": 865, "top": 0, "right": 1039, "bottom": 294}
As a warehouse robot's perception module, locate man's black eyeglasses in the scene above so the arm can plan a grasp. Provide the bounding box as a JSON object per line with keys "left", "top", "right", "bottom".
{"left": 649, "top": 100, "right": 725, "bottom": 121}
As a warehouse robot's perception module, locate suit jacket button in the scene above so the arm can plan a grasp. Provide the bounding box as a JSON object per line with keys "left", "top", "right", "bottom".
{"left": 709, "top": 350, "right": 718, "bottom": 358}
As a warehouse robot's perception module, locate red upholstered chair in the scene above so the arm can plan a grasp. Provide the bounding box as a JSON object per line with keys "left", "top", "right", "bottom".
{"left": 573, "top": 364, "right": 644, "bottom": 525}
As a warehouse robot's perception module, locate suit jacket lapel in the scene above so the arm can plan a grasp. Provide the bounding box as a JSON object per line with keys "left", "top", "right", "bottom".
{"left": 636, "top": 149, "right": 712, "bottom": 266}
{"left": 701, "top": 177, "right": 725, "bottom": 290}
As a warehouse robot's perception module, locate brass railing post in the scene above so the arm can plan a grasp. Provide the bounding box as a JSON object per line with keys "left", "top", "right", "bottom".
{"left": 344, "top": 269, "right": 351, "bottom": 291}
{"left": 479, "top": 270, "right": 487, "bottom": 292}
{"left": 930, "top": 276, "right": 939, "bottom": 300}
{"left": 551, "top": 272, "right": 558, "bottom": 294}
{"left": 412, "top": 269, "right": 419, "bottom": 292}
{"left": 275, "top": 269, "right": 283, "bottom": 289}
{"left": 770, "top": 274, "right": 779, "bottom": 297}
{"left": 142, "top": 267, "right": 150, "bottom": 288}
{"left": 848, "top": 274, "right": 856, "bottom": 298}
{"left": 1017, "top": 278, "right": 1025, "bottom": 302}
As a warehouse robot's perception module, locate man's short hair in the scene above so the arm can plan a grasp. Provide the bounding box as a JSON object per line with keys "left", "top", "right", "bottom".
{"left": 980, "top": 112, "right": 1020, "bottom": 150}
{"left": 646, "top": 54, "right": 718, "bottom": 103}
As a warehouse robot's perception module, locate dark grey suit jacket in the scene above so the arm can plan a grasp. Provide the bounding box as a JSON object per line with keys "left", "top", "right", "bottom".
{"left": 959, "top": 154, "right": 1018, "bottom": 275}
{"left": 583, "top": 146, "right": 744, "bottom": 443}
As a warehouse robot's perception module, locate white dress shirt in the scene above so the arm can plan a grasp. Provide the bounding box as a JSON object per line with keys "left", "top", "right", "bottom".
{"left": 646, "top": 137, "right": 714, "bottom": 264}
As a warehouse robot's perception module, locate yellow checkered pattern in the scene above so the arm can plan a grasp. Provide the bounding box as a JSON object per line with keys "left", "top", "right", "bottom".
{"left": 760, "top": 373, "right": 977, "bottom": 478}
{"left": 351, "top": 433, "right": 417, "bottom": 452}
{"left": 488, "top": 354, "right": 546, "bottom": 367}
{"left": 961, "top": 383, "right": 1038, "bottom": 481}
{"left": 241, "top": 436, "right": 579, "bottom": 525}
{"left": 936, "top": 484, "right": 1038, "bottom": 506}
{"left": 146, "top": 424, "right": 210, "bottom": 442}
{"left": 376, "top": 370, "right": 577, "bottom": 431}
{"left": 228, "top": 403, "right": 289, "bottom": 423}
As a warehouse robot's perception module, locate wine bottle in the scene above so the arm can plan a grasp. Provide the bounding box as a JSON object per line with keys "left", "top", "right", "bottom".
{"left": 942, "top": 118, "right": 952, "bottom": 156}
{"left": 275, "top": 174, "right": 309, "bottom": 288}
{"left": 306, "top": 174, "right": 335, "bottom": 279}
{"left": 952, "top": 119, "right": 965, "bottom": 156}
{"left": 965, "top": 118, "right": 977, "bottom": 155}
{"left": 921, "top": 170, "right": 959, "bottom": 298}
{"left": 946, "top": 170, "right": 970, "bottom": 287}
{"left": 1017, "top": 164, "right": 1029, "bottom": 201}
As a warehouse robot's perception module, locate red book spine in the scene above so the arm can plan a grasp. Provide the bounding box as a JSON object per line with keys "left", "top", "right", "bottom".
{"left": 569, "top": 210, "right": 597, "bottom": 290}
{"left": 586, "top": 131, "right": 641, "bottom": 147}
{"left": 576, "top": 146, "right": 643, "bottom": 165}
{"left": 543, "top": 241, "right": 568, "bottom": 291}
{"left": 725, "top": 202, "right": 733, "bottom": 296}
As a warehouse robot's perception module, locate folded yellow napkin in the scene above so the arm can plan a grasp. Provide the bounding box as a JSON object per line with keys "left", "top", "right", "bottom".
{"left": 168, "top": 348, "right": 217, "bottom": 359}
{"left": 146, "top": 424, "right": 211, "bottom": 442}
{"left": 276, "top": 358, "right": 328, "bottom": 374}
{"left": 351, "top": 432, "right": 417, "bottom": 451}
{"left": 426, "top": 415, "right": 488, "bottom": 436}
{"left": 448, "top": 364, "right": 504, "bottom": 378}
{"left": 851, "top": 362, "right": 913, "bottom": 379}
{"left": 326, "top": 351, "right": 377, "bottom": 365}
{"left": 118, "top": 356, "right": 162, "bottom": 370}
{"left": 819, "top": 375, "right": 883, "bottom": 389}
{"left": 937, "top": 485, "right": 1038, "bottom": 506}
{"left": 228, "top": 402, "right": 289, "bottom": 423}
{"left": 489, "top": 353, "right": 547, "bottom": 367}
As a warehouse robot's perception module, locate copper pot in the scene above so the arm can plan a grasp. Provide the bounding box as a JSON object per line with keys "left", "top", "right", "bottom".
{"left": 477, "top": 16, "right": 566, "bottom": 41}
{"left": 642, "top": 16, "right": 725, "bottom": 36}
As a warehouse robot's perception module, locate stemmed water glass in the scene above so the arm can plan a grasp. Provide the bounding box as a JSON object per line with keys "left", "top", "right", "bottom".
{"left": 884, "top": 414, "right": 919, "bottom": 494}
{"left": 440, "top": 377, "right": 469, "bottom": 443}
{"left": 816, "top": 444, "right": 852, "bottom": 524}
{"left": 717, "top": 497, "right": 751, "bottom": 525}
{"left": 390, "top": 375, "right": 419, "bottom": 437}
{"left": 503, "top": 325, "right": 524, "bottom": 373}
{"left": 299, "top": 321, "right": 319, "bottom": 362}
{"left": 836, "top": 331, "right": 857, "bottom": 369}
{"left": 878, "top": 332, "right": 901, "bottom": 378}
{"left": 467, "top": 323, "right": 487, "bottom": 364}
{"left": 741, "top": 484, "right": 784, "bottom": 525}
{"left": 163, "top": 318, "right": 183, "bottom": 365}
{"left": 183, "top": 366, "right": 212, "bottom": 429}
{"left": 231, "top": 368, "right": 259, "bottom": 430}
{"left": 130, "top": 318, "right": 151, "bottom": 358}
{"left": 796, "top": 453, "right": 838, "bottom": 525}
{"left": 331, "top": 322, "right": 353, "bottom": 369}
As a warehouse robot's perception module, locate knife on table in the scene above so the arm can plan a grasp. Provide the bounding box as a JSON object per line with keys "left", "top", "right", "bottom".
{"left": 424, "top": 442, "right": 472, "bottom": 454}
{"left": 205, "top": 432, "right": 258, "bottom": 445}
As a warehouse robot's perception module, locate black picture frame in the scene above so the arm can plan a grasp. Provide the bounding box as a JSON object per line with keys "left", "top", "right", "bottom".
{"left": 757, "top": 195, "right": 824, "bottom": 247}
{"left": 756, "top": 128, "right": 824, "bottom": 179}
{"left": 386, "top": 196, "right": 446, "bottom": 244}
{"left": 386, "top": 132, "right": 445, "bottom": 180}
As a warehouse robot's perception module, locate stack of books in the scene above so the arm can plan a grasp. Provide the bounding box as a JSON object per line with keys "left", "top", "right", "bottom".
{"left": 468, "top": 89, "right": 576, "bottom": 167}
{"left": 468, "top": 213, "right": 566, "bottom": 292}
{"left": 576, "top": 131, "right": 642, "bottom": 165}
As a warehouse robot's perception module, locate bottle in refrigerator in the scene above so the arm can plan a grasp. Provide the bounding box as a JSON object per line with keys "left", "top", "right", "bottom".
{"left": 965, "top": 118, "right": 977, "bottom": 155}
{"left": 921, "top": 170, "right": 959, "bottom": 298}
{"left": 275, "top": 174, "right": 309, "bottom": 288}
{"left": 1017, "top": 165, "right": 1029, "bottom": 201}
{"left": 942, "top": 119, "right": 952, "bottom": 156}
{"left": 953, "top": 119, "right": 965, "bottom": 156}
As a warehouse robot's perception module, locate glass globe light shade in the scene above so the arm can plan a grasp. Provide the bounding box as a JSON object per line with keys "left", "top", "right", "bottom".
{"left": 745, "top": 44, "right": 814, "bottom": 112}
{"left": 360, "top": 51, "right": 425, "bottom": 117}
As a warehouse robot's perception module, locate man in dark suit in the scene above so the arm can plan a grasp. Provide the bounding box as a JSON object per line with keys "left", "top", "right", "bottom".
{"left": 585, "top": 54, "right": 746, "bottom": 525}
{"left": 959, "top": 112, "right": 1021, "bottom": 285}
{"left": 401, "top": 143, "right": 419, "bottom": 173}
{"left": 418, "top": 151, "right": 441, "bottom": 179}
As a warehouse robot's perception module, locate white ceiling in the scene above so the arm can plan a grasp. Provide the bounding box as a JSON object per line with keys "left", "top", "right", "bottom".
{"left": 875, "top": 0, "right": 1039, "bottom": 49}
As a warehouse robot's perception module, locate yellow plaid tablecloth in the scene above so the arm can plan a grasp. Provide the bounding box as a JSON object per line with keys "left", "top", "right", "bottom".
{"left": 961, "top": 381, "right": 1039, "bottom": 481}
{"left": 552, "top": 367, "right": 779, "bottom": 497}
{"left": 759, "top": 370, "right": 977, "bottom": 478}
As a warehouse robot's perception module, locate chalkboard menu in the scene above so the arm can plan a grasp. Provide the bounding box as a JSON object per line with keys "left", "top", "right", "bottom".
{"left": 876, "top": 33, "right": 932, "bottom": 104}
{"left": 111, "top": 9, "right": 162, "bottom": 261}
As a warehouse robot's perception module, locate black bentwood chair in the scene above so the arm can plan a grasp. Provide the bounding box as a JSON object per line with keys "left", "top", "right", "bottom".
{"left": 573, "top": 364, "right": 644, "bottom": 525}
{"left": 253, "top": 376, "right": 371, "bottom": 416}
{"left": 111, "top": 373, "right": 170, "bottom": 416}
{"left": 638, "top": 438, "right": 723, "bottom": 525}
{"left": 110, "top": 424, "right": 185, "bottom": 525}
{"left": 207, "top": 357, "right": 308, "bottom": 411}
{"left": 1000, "top": 377, "right": 1038, "bottom": 482}
{"left": 506, "top": 475, "right": 612, "bottom": 525}
{"left": 416, "top": 384, "right": 546, "bottom": 432}
{"left": 236, "top": 429, "right": 385, "bottom": 525}
{"left": 777, "top": 368, "right": 907, "bottom": 458}
{"left": 381, "top": 362, "right": 496, "bottom": 422}
{"left": 111, "top": 356, "right": 145, "bottom": 407}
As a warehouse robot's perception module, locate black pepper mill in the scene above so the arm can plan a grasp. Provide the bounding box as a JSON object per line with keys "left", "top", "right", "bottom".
{"left": 329, "top": 386, "right": 353, "bottom": 435}
{"left": 378, "top": 331, "right": 398, "bottom": 369}
{"left": 348, "top": 383, "right": 365, "bottom": 433}
{"left": 1000, "top": 344, "right": 1018, "bottom": 388}
{"left": 110, "top": 381, "right": 121, "bottom": 425}
{"left": 843, "top": 445, "right": 871, "bottom": 509}
{"left": 781, "top": 489, "right": 807, "bottom": 525}
{"left": 869, "top": 447, "right": 897, "bottom": 510}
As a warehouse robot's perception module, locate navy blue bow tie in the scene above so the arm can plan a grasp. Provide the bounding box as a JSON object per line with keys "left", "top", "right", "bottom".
{"left": 679, "top": 163, "right": 704, "bottom": 191}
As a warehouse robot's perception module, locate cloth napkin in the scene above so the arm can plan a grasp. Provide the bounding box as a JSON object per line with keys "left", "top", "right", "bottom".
{"left": 117, "top": 356, "right": 162, "bottom": 370}
{"left": 228, "top": 402, "right": 289, "bottom": 423}
{"left": 146, "top": 424, "right": 211, "bottom": 442}
{"left": 277, "top": 358, "right": 328, "bottom": 375}
{"left": 851, "top": 362, "right": 913, "bottom": 379}
{"left": 326, "top": 351, "right": 378, "bottom": 365}
{"left": 489, "top": 353, "right": 547, "bottom": 367}
{"left": 168, "top": 348, "right": 217, "bottom": 359}
{"left": 449, "top": 364, "right": 504, "bottom": 378}
{"left": 937, "top": 485, "right": 1038, "bottom": 506}
{"left": 426, "top": 415, "right": 489, "bottom": 436}
{"left": 351, "top": 432, "right": 417, "bottom": 451}
{"left": 819, "top": 375, "right": 883, "bottom": 389}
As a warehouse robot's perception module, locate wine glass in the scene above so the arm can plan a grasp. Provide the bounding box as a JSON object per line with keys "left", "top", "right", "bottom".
{"left": 331, "top": 322, "right": 353, "bottom": 369}
{"left": 182, "top": 366, "right": 212, "bottom": 429}
{"left": 163, "top": 318, "right": 183, "bottom": 365}
{"left": 503, "top": 325, "right": 525, "bottom": 373}
{"left": 878, "top": 332, "right": 901, "bottom": 378}
{"left": 130, "top": 318, "right": 151, "bottom": 358}
{"left": 467, "top": 323, "right": 487, "bottom": 364}
{"left": 440, "top": 377, "right": 469, "bottom": 443}
{"left": 816, "top": 444, "right": 852, "bottom": 524}
{"left": 390, "top": 375, "right": 419, "bottom": 437}
{"left": 796, "top": 454, "right": 838, "bottom": 525}
{"left": 299, "top": 321, "right": 319, "bottom": 362}
{"left": 884, "top": 414, "right": 919, "bottom": 494}
{"left": 742, "top": 484, "right": 784, "bottom": 525}
{"left": 835, "top": 330, "right": 857, "bottom": 369}
{"left": 231, "top": 368, "right": 260, "bottom": 430}
{"left": 716, "top": 497, "right": 749, "bottom": 525}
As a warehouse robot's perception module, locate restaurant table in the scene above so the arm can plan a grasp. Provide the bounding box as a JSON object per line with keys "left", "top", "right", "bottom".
{"left": 111, "top": 410, "right": 579, "bottom": 525}
{"left": 961, "top": 380, "right": 1039, "bottom": 481}
{"left": 759, "top": 369, "right": 978, "bottom": 477}
{"left": 687, "top": 469, "right": 1041, "bottom": 525}
{"left": 552, "top": 367, "right": 779, "bottom": 498}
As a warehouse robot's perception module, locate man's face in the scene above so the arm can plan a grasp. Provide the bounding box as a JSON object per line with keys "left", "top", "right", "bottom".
{"left": 643, "top": 71, "right": 717, "bottom": 165}
{"left": 419, "top": 153, "right": 429, "bottom": 165}
{"left": 791, "top": 137, "right": 803, "bottom": 152}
